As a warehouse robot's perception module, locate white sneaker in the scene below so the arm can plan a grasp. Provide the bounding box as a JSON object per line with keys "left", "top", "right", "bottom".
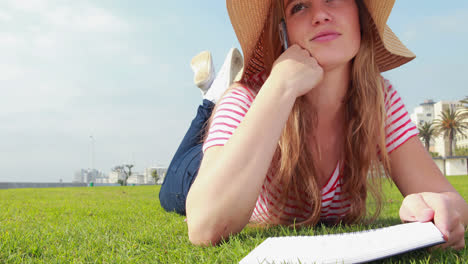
{"left": 204, "top": 48, "right": 244, "bottom": 103}
{"left": 190, "top": 51, "right": 215, "bottom": 95}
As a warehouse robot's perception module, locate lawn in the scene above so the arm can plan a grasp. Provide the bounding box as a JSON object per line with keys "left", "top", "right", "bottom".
{"left": 1, "top": 176, "right": 467, "bottom": 263}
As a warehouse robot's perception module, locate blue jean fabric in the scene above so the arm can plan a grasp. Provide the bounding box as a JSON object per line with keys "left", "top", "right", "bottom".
{"left": 159, "top": 99, "right": 215, "bottom": 215}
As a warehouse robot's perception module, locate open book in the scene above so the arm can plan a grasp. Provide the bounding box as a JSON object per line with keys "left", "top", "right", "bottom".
{"left": 240, "top": 222, "right": 445, "bottom": 264}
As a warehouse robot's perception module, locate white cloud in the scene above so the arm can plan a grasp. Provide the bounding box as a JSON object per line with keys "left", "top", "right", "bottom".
{"left": 0, "top": 11, "right": 12, "bottom": 21}
{"left": 0, "top": 0, "right": 133, "bottom": 65}
{"left": 0, "top": 64, "right": 24, "bottom": 81}
{"left": 34, "top": 33, "right": 57, "bottom": 50}
{"left": 43, "top": 6, "right": 130, "bottom": 33}
{"left": 0, "top": 69, "right": 83, "bottom": 114}
{"left": 0, "top": 0, "right": 135, "bottom": 115}
{"left": 0, "top": 0, "right": 222, "bottom": 182}
{"left": 3, "top": 0, "right": 48, "bottom": 12}
{"left": 130, "top": 55, "right": 150, "bottom": 66}
{"left": 0, "top": 33, "right": 23, "bottom": 47}
{"left": 2, "top": 0, "right": 130, "bottom": 33}
{"left": 74, "top": 7, "right": 130, "bottom": 32}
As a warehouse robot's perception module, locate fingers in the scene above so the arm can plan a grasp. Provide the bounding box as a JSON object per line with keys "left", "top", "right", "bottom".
{"left": 400, "top": 192, "right": 466, "bottom": 250}
{"left": 399, "top": 193, "right": 435, "bottom": 223}
{"left": 431, "top": 221, "right": 465, "bottom": 250}
{"left": 286, "top": 45, "right": 317, "bottom": 65}
{"left": 418, "top": 193, "right": 451, "bottom": 240}
{"left": 452, "top": 223, "right": 466, "bottom": 250}
{"left": 271, "top": 44, "right": 324, "bottom": 97}
{"left": 444, "top": 212, "right": 465, "bottom": 250}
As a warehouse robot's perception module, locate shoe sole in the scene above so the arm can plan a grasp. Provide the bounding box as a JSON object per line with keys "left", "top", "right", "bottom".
{"left": 191, "top": 51, "right": 212, "bottom": 88}
{"left": 228, "top": 48, "right": 244, "bottom": 85}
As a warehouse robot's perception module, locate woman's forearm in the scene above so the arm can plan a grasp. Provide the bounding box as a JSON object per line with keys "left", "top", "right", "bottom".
{"left": 186, "top": 78, "right": 297, "bottom": 245}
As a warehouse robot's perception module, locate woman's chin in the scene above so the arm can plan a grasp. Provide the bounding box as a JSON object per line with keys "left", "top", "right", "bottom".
{"left": 316, "top": 58, "right": 353, "bottom": 72}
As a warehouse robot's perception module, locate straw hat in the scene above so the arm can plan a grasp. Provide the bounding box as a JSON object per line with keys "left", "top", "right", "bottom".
{"left": 226, "top": 0, "right": 415, "bottom": 81}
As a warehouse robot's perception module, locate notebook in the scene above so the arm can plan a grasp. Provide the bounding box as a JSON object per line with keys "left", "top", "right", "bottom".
{"left": 239, "top": 222, "right": 445, "bottom": 264}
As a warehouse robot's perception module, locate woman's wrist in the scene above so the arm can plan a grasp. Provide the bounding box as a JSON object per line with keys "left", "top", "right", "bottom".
{"left": 263, "top": 75, "right": 298, "bottom": 103}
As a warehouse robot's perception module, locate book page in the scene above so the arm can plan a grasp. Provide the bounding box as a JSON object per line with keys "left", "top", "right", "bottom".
{"left": 239, "top": 222, "right": 445, "bottom": 264}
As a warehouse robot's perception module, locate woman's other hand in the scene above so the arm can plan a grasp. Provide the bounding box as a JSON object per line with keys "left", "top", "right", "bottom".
{"left": 269, "top": 44, "right": 324, "bottom": 98}
{"left": 399, "top": 192, "right": 466, "bottom": 250}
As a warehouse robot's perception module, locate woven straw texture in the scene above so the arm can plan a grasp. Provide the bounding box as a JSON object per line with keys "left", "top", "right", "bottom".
{"left": 226, "top": 0, "right": 415, "bottom": 80}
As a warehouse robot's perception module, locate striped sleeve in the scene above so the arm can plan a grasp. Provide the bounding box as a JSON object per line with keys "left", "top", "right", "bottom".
{"left": 384, "top": 79, "right": 419, "bottom": 154}
{"left": 202, "top": 85, "right": 255, "bottom": 153}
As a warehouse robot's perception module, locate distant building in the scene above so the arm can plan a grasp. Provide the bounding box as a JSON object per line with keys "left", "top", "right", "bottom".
{"left": 127, "top": 173, "right": 145, "bottom": 185}
{"left": 143, "top": 168, "right": 156, "bottom": 184}
{"left": 145, "top": 167, "right": 167, "bottom": 185}
{"left": 94, "top": 173, "right": 110, "bottom": 184}
{"left": 410, "top": 99, "right": 466, "bottom": 156}
{"left": 410, "top": 99, "right": 435, "bottom": 127}
{"left": 73, "top": 170, "right": 84, "bottom": 183}
{"left": 456, "top": 133, "right": 468, "bottom": 149}
{"left": 433, "top": 157, "right": 468, "bottom": 176}
{"left": 144, "top": 167, "right": 156, "bottom": 184}
{"left": 74, "top": 166, "right": 169, "bottom": 185}
{"left": 73, "top": 169, "right": 104, "bottom": 183}
{"left": 108, "top": 170, "right": 124, "bottom": 184}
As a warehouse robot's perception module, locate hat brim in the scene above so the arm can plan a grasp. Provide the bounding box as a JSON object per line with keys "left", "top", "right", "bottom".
{"left": 227, "top": 0, "right": 416, "bottom": 81}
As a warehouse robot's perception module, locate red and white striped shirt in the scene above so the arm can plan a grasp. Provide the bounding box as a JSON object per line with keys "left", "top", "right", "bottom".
{"left": 202, "top": 72, "right": 418, "bottom": 224}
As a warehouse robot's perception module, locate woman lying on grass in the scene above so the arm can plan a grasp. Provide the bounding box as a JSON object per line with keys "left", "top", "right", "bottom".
{"left": 160, "top": 0, "right": 468, "bottom": 249}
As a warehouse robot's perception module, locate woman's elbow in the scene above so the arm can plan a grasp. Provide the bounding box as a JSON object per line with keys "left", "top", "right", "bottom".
{"left": 187, "top": 221, "right": 224, "bottom": 246}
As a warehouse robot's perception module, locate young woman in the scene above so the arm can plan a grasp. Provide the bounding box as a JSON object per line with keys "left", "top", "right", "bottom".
{"left": 166, "top": 0, "right": 468, "bottom": 249}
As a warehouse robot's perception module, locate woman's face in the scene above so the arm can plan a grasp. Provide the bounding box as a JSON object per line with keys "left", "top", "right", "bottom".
{"left": 283, "top": 0, "right": 361, "bottom": 70}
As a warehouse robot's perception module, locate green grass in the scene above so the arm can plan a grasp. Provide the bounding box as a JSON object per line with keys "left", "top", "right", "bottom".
{"left": 1, "top": 177, "right": 467, "bottom": 263}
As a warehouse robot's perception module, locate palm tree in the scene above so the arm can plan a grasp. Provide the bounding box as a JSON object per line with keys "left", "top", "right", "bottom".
{"left": 460, "top": 96, "right": 468, "bottom": 119}
{"left": 433, "top": 108, "right": 468, "bottom": 156}
{"left": 417, "top": 121, "right": 436, "bottom": 151}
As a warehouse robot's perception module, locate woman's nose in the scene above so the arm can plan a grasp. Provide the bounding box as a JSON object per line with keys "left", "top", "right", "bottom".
{"left": 310, "top": 5, "right": 332, "bottom": 25}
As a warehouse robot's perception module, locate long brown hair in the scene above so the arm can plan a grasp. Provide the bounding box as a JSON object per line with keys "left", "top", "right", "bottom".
{"left": 206, "top": 0, "right": 391, "bottom": 226}
{"left": 263, "top": 0, "right": 391, "bottom": 226}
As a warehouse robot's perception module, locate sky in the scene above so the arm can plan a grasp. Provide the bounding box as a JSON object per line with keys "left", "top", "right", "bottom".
{"left": 1, "top": 0, "right": 467, "bottom": 182}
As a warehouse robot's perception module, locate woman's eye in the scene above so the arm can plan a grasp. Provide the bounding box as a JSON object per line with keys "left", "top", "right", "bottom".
{"left": 291, "top": 2, "right": 307, "bottom": 14}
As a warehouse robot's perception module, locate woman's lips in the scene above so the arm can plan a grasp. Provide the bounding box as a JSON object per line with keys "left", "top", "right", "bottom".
{"left": 312, "top": 32, "right": 341, "bottom": 42}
